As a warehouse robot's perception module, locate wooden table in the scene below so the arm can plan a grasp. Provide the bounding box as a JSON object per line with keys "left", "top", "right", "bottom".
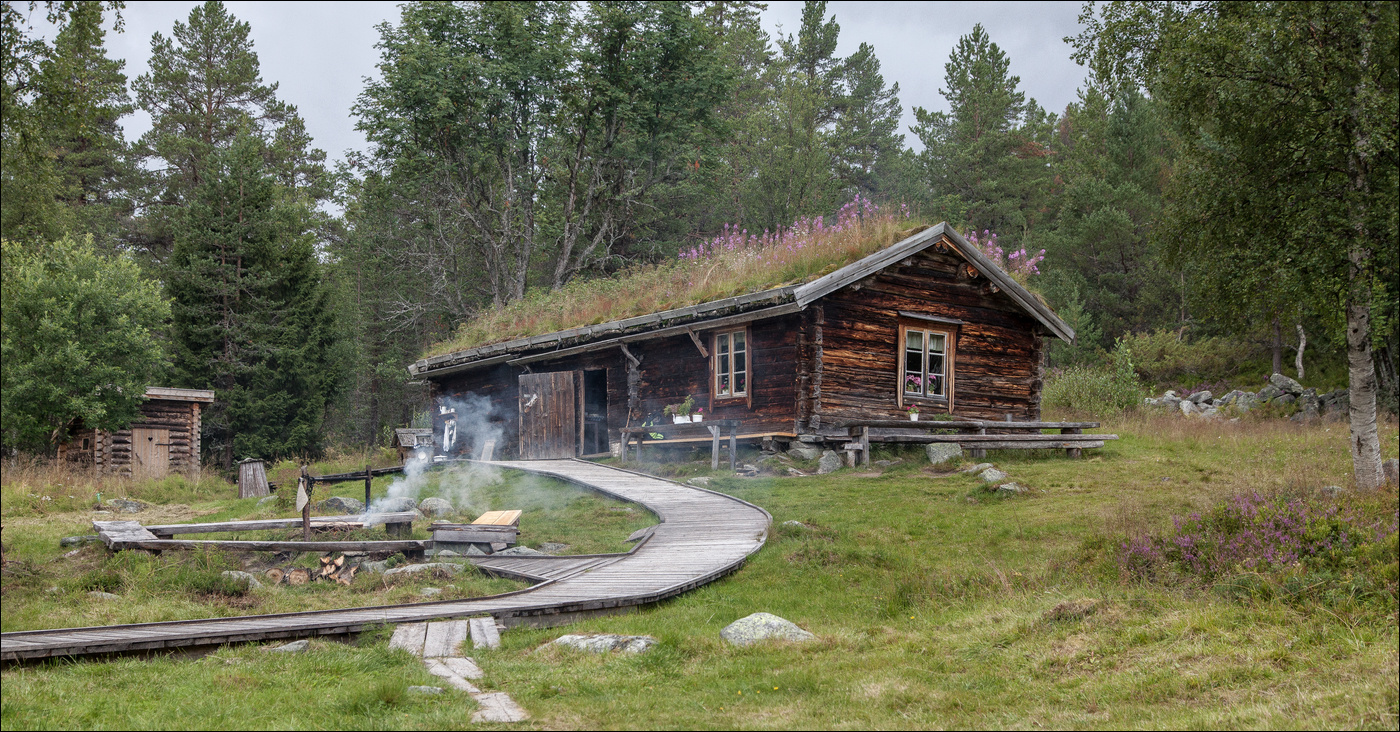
{"left": 620, "top": 419, "right": 741, "bottom": 470}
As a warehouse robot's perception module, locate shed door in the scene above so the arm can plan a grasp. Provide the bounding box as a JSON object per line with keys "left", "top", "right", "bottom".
{"left": 132, "top": 428, "right": 170, "bottom": 478}
{"left": 518, "top": 371, "right": 578, "bottom": 459}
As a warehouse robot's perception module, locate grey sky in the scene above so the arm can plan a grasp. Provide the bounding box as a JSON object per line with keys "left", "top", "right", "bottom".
{"left": 38, "top": 1, "right": 1089, "bottom": 163}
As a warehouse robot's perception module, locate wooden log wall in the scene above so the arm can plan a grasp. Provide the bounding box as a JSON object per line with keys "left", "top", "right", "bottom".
{"left": 71, "top": 399, "right": 204, "bottom": 478}
{"left": 813, "top": 248, "right": 1048, "bottom": 428}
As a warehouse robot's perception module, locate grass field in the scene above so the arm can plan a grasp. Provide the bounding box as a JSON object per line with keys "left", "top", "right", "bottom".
{"left": 2, "top": 413, "right": 1397, "bottom": 729}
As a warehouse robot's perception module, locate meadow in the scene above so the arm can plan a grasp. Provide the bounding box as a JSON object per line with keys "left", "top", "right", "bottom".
{"left": 1, "top": 412, "right": 1396, "bottom": 729}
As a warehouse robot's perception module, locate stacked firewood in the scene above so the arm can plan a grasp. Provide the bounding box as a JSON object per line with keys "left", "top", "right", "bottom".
{"left": 263, "top": 554, "right": 359, "bottom": 586}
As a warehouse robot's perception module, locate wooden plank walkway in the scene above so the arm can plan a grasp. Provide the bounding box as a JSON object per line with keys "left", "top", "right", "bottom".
{"left": 1, "top": 459, "right": 770, "bottom": 661}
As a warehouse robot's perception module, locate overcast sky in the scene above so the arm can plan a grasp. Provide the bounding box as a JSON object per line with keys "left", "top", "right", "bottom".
{"left": 30, "top": 1, "right": 1089, "bottom": 163}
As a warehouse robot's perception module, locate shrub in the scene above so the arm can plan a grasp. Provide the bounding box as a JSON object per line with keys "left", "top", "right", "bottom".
{"left": 1117, "top": 490, "right": 1399, "bottom": 610}
{"left": 1119, "top": 329, "right": 1257, "bottom": 387}
{"left": 1042, "top": 338, "right": 1147, "bottom": 414}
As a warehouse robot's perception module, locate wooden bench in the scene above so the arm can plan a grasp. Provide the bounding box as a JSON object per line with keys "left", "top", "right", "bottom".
{"left": 620, "top": 419, "right": 745, "bottom": 470}
{"left": 841, "top": 419, "right": 1117, "bottom": 466}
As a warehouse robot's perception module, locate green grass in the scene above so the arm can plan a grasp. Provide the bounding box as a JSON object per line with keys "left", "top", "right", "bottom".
{"left": 3, "top": 414, "right": 1398, "bottom": 729}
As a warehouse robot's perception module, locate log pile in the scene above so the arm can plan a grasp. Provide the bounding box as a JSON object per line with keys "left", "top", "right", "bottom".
{"left": 263, "top": 554, "right": 359, "bottom": 586}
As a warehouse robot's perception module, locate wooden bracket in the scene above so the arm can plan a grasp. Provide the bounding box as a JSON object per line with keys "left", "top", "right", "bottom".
{"left": 686, "top": 328, "right": 709, "bottom": 358}
{"left": 620, "top": 344, "right": 641, "bottom": 367}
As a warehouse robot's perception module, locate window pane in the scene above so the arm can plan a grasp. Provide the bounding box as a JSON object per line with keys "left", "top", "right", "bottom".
{"left": 718, "top": 335, "right": 730, "bottom": 356}
{"left": 928, "top": 353, "right": 944, "bottom": 396}
{"left": 718, "top": 351, "right": 730, "bottom": 395}
{"left": 904, "top": 331, "right": 924, "bottom": 394}
{"left": 929, "top": 333, "right": 945, "bottom": 354}
{"left": 733, "top": 331, "right": 745, "bottom": 351}
{"left": 734, "top": 350, "right": 746, "bottom": 378}
{"left": 719, "top": 373, "right": 730, "bottom": 395}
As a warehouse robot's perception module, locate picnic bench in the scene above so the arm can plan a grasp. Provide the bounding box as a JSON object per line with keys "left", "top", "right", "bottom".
{"left": 93, "top": 511, "right": 425, "bottom": 552}
{"left": 430, "top": 510, "right": 522, "bottom": 554}
{"left": 619, "top": 419, "right": 746, "bottom": 470}
{"left": 839, "top": 418, "right": 1117, "bottom": 466}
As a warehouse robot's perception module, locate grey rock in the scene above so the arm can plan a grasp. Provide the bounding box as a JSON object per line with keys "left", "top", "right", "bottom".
{"left": 1162, "top": 390, "right": 1179, "bottom": 399}
{"left": 786, "top": 468, "right": 809, "bottom": 477}
{"left": 1197, "top": 406, "right": 1220, "bottom": 420}
{"left": 1188, "top": 390, "right": 1213, "bottom": 404}
{"left": 1160, "top": 394, "right": 1182, "bottom": 410}
{"left": 318, "top": 495, "right": 365, "bottom": 514}
{"left": 221, "top": 570, "right": 263, "bottom": 590}
{"left": 996, "top": 482, "right": 1028, "bottom": 495}
{"left": 60, "top": 535, "right": 100, "bottom": 548}
{"left": 720, "top": 612, "right": 815, "bottom": 646}
{"left": 925, "top": 443, "right": 963, "bottom": 467}
{"left": 104, "top": 498, "right": 145, "bottom": 514}
{"left": 736, "top": 464, "right": 760, "bottom": 477}
{"left": 407, "top": 685, "right": 444, "bottom": 695}
{"left": 256, "top": 495, "right": 280, "bottom": 508}
{"left": 360, "top": 560, "right": 391, "bottom": 574}
{"left": 960, "top": 462, "right": 994, "bottom": 474}
{"left": 817, "top": 450, "right": 843, "bottom": 474}
{"left": 465, "top": 544, "right": 488, "bottom": 556}
{"left": 782, "top": 520, "right": 808, "bottom": 529}
{"left": 382, "top": 562, "right": 464, "bottom": 578}
{"left": 1269, "top": 372, "right": 1305, "bottom": 395}
{"left": 376, "top": 496, "right": 421, "bottom": 514}
{"left": 419, "top": 587, "right": 442, "bottom": 597}
{"left": 431, "top": 549, "right": 460, "bottom": 558}
{"left": 1256, "top": 384, "right": 1283, "bottom": 402}
{"left": 551, "top": 633, "right": 658, "bottom": 654}
{"left": 1321, "top": 485, "right": 1347, "bottom": 497}
{"left": 418, "top": 496, "right": 454, "bottom": 517}
{"left": 1179, "top": 400, "right": 1198, "bottom": 416}
{"left": 686, "top": 477, "right": 712, "bottom": 487}
{"left": 88, "top": 591, "right": 120, "bottom": 600}
{"left": 1276, "top": 394, "right": 1297, "bottom": 406}
{"left": 493, "top": 546, "right": 545, "bottom": 556}
{"left": 787, "top": 443, "right": 824, "bottom": 461}
{"left": 978, "top": 468, "right": 1009, "bottom": 484}
{"left": 1216, "top": 390, "right": 1245, "bottom": 407}
{"left": 1384, "top": 459, "right": 1399, "bottom": 486}
{"left": 538, "top": 542, "right": 570, "bottom": 554}
{"left": 264, "top": 639, "right": 309, "bottom": 653}
{"left": 1235, "top": 393, "right": 1260, "bottom": 412}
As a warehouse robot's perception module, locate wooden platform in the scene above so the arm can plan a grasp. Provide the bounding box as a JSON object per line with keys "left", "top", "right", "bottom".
{"left": 1, "top": 460, "right": 770, "bottom": 661}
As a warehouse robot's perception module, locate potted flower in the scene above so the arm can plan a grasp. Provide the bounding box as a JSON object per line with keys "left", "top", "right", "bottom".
{"left": 907, "top": 404, "right": 920, "bottom": 421}
{"left": 664, "top": 396, "right": 696, "bottom": 424}
{"left": 692, "top": 407, "right": 704, "bottom": 423}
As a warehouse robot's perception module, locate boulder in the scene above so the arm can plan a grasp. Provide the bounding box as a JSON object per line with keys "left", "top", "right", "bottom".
{"left": 417, "top": 497, "right": 453, "bottom": 517}
{"left": 360, "top": 560, "right": 391, "bottom": 574}
{"left": 787, "top": 443, "right": 824, "bottom": 461}
{"left": 817, "top": 450, "right": 842, "bottom": 474}
{"left": 736, "top": 464, "right": 760, "bottom": 477}
{"left": 1234, "top": 393, "right": 1260, "bottom": 412}
{"left": 1276, "top": 394, "right": 1297, "bottom": 406}
{"left": 551, "top": 634, "right": 657, "bottom": 654}
{"left": 59, "top": 535, "right": 100, "bottom": 548}
{"left": 686, "top": 477, "right": 712, "bottom": 487}
{"left": 720, "top": 612, "right": 815, "bottom": 646}
{"left": 221, "top": 570, "right": 263, "bottom": 590}
{"left": 431, "top": 549, "right": 460, "bottom": 559}
{"left": 1256, "top": 384, "right": 1283, "bottom": 402}
{"left": 1188, "top": 390, "right": 1213, "bottom": 404}
{"left": 104, "top": 498, "right": 145, "bottom": 514}
{"left": 924, "top": 443, "right": 963, "bottom": 467}
{"left": 1196, "top": 406, "right": 1220, "bottom": 420}
{"left": 264, "top": 639, "right": 309, "bottom": 653}
{"left": 1269, "top": 372, "right": 1305, "bottom": 395}
{"left": 995, "top": 482, "right": 1028, "bottom": 495}
{"left": 493, "top": 546, "right": 545, "bottom": 557}
{"left": 960, "top": 462, "right": 993, "bottom": 474}
{"left": 1320, "top": 389, "right": 1349, "bottom": 420}
{"left": 419, "top": 587, "right": 442, "bottom": 597}
{"left": 979, "top": 468, "right": 1009, "bottom": 484}
{"left": 1216, "top": 390, "right": 1245, "bottom": 407}
{"left": 375, "top": 496, "right": 420, "bottom": 514}
{"left": 1179, "top": 400, "right": 1198, "bottom": 416}
{"left": 318, "top": 496, "right": 364, "bottom": 514}
{"left": 1384, "top": 459, "right": 1399, "bottom": 486}
{"left": 1160, "top": 394, "right": 1182, "bottom": 410}
{"left": 382, "top": 562, "right": 464, "bottom": 578}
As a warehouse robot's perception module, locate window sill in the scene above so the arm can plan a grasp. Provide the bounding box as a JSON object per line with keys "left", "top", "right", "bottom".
{"left": 713, "top": 394, "right": 748, "bottom": 401}
{"left": 903, "top": 395, "right": 949, "bottom": 404}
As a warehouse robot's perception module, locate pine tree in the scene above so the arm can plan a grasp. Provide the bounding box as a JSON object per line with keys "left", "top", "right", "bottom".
{"left": 832, "top": 41, "right": 905, "bottom": 198}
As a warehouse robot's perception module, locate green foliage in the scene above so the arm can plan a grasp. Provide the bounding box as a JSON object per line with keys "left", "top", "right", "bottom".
{"left": 1119, "top": 329, "right": 1258, "bottom": 387}
{"left": 1042, "top": 338, "right": 1148, "bottom": 414}
{"left": 1, "top": 235, "right": 168, "bottom": 452}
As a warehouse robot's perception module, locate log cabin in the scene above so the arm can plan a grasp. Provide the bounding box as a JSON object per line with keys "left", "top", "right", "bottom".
{"left": 58, "top": 387, "right": 215, "bottom": 478}
{"left": 407, "top": 223, "right": 1073, "bottom": 460}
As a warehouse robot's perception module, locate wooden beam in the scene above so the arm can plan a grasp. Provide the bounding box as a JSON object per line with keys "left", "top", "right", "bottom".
{"left": 686, "top": 328, "right": 709, "bottom": 358}
{"left": 145, "top": 512, "right": 417, "bottom": 537}
{"left": 111, "top": 538, "right": 430, "bottom": 552}
{"left": 838, "top": 419, "right": 1100, "bottom": 430}
{"left": 620, "top": 344, "right": 641, "bottom": 367}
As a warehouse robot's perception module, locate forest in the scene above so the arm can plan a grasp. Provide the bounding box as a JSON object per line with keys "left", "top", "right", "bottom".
{"left": 2, "top": 0, "right": 1397, "bottom": 478}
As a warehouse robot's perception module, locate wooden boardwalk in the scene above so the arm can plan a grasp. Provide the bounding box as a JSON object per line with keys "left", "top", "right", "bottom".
{"left": 0, "top": 460, "right": 770, "bottom": 661}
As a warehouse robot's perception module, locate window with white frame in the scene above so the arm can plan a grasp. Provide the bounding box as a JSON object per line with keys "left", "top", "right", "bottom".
{"left": 714, "top": 329, "right": 748, "bottom": 398}
{"left": 902, "top": 327, "right": 949, "bottom": 399}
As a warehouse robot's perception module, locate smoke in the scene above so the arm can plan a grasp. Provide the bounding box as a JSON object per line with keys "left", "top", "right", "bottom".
{"left": 366, "top": 393, "right": 506, "bottom": 516}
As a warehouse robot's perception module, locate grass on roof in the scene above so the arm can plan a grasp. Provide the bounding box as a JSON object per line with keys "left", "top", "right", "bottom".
{"left": 424, "top": 200, "right": 928, "bottom": 358}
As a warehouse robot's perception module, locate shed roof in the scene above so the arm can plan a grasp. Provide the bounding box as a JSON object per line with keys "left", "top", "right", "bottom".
{"left": 409, "top": 223, "right": 1072, "bottom": 379}
{"left": 144, "top": 387, "right": 215, "bottom": 403}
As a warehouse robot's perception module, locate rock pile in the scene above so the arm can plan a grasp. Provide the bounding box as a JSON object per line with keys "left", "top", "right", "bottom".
{"left": 1144, "top": 373, "right": 1347, "bottom": 422}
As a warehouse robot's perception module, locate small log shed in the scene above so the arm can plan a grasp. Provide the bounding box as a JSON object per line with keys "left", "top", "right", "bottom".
{"left": 58, "top": 387, "right": 215, "bottom": 478}
{"left": 407, "top": 223, "right": 1075, "bottom": 460}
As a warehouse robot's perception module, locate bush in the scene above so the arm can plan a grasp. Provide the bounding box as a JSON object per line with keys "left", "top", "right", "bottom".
{"left": 1119, "top": 329, "right": 1256, "bottom": 387}
{"left": 1042, "top": 338, "right": 1147, "bottom": 414}
{"left": 1118, "top": 490, "right": 1399, "bottom": 610}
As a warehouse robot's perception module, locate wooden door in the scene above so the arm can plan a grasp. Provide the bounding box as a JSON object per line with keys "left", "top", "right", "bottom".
{"left": 518, "top": 371, "right": 578, "bottom": 459}
{"left": 131, "top": 428, "right": 170, "bottom": 478}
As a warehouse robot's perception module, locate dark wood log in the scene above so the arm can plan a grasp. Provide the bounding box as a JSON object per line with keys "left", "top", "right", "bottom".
{"left": 145, "top": 512, "right": 416, "bottom": 536}
{"left": 432, "top": 527, "right": 518, "bottom": 544}
{"left": 114, "top": 538, "right": 430, "bottom": 552}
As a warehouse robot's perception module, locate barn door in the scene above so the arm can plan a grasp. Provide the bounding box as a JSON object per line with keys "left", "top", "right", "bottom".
{"left": 132, "top": 428, "right": 170, "bottom": 478}
{"left": 518, "top": 371, "right": 578, "bottom": 459}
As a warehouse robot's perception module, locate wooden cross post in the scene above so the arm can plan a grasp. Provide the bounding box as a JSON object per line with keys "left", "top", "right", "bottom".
{"left": 300, "top": 465, "right": 312, "bottom": 541}
{"left": 364, "top": 464, "right": 372, "bottom": 509}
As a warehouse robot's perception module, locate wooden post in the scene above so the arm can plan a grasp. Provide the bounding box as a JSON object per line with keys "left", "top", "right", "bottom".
{"left": 728, "top": 424, "right": 737, "bottom": 472}
{"left": 1063, "top": 427, "right": 1083, "bottom": 459}
{"left": 364, "top": 464, "right": 372, "bottom": 509}
{"left": 300, "top": 465, "right": 312, "bottom": 541}
{"left": 971, "top": 424, "right": 986, "bottom": 459}
{"left": 860, "top": 426, "right": 871, "bottom": 467}
{"left": 709, "top": 425, "right": 721, "bottom": 470}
